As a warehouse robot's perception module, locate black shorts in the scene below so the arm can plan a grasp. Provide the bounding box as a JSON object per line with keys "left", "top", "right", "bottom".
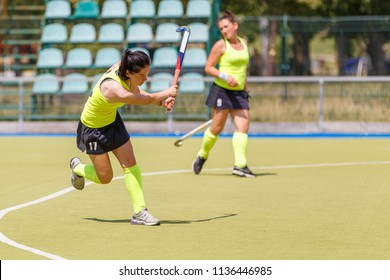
{"left": 205, "top": 83, "right": 250, "bottom": 110}
{"left": 76, "top": 112, "right": 130, "bottom": 155}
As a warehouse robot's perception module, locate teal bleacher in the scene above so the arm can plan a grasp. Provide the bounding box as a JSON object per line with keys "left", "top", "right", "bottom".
{"left": 36, "top": 0, "right": 213, "bottom": 87}
{"left": 1, "top": 0, "right": 217, "bottom": 119}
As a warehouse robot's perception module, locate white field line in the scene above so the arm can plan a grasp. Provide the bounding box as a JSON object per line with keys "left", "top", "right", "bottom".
{"left": 1, "top": 160, "right": 390, "bottom": 260}
{"left": 0, "top": 232, "right": 67, "bottom": 260}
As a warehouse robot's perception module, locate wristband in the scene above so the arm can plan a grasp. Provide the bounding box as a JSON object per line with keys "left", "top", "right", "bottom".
{"left": 218, "top": 72, "right": 229, "bottom": 81}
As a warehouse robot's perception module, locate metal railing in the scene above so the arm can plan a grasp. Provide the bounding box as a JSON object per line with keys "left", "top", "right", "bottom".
{"left": 2, "top": 75, "right": 390, "bottom": 133}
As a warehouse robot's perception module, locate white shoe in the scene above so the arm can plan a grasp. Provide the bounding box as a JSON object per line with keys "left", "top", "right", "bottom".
{"left": 70, "top": 157, "right": 85, "bottom": 190}
{"left": 130, "top": 208, "right": 160, "bottom": 226}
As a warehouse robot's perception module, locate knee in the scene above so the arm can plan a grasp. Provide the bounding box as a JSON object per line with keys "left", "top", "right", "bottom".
{"left": 100, "top": 178, "right": 112, "bottom": 184}
{"left": 210, "top": 127, "right": 222, "bottom": 136}
{"left": 98, "top": 173, "right": 113, "bottom": 184}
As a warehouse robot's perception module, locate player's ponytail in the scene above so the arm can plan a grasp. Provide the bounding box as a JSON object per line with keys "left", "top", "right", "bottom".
{"left": 118, "top": 49, "right": 151, "bottom": 80}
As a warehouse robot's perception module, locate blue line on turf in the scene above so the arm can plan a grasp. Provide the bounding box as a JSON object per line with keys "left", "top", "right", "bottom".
{"left": 2, "top": 132, "right": 390, "bottom": 138}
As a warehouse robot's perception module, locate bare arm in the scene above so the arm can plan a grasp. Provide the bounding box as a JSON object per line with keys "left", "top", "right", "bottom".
{"left": 100, "top": 80, "right": 177, "bottom": 105}
{"left": 242, "top": 38, "right": 249, "bottom": 92}
{"left": 139, "top": 88, "right": 175, "bottom": 110}
{"left": 204, "top": 39, "right": 225, "bottom": 78}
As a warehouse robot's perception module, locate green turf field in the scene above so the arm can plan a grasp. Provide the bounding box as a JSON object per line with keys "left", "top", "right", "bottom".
{"left": 1, "top": 136, "right": 390, "bottom": 260}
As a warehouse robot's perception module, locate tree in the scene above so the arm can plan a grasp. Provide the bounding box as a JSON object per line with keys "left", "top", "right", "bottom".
{"left": 318, "top": 0, "right": 390, "bottom": 75}
{"left": 222, "top": 0, "right": 390, "bottom": 75}
{"left": 219, "top": 1, "right": 320, "bottom": 75}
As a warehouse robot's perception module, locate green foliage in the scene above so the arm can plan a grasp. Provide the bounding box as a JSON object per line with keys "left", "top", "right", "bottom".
{"left": 220, "top": 0, "right": 265, "bottom": 15}
{"left": 221, "top": 0, "right": 390, "bottom": 16}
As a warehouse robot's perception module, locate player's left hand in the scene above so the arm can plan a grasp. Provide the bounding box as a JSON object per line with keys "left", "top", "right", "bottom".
{"left": 163, "top": 97, "right": 175, "bottom": 111}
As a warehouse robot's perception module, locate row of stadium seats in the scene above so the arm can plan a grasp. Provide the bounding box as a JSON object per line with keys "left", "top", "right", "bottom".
{"left": 36, "top": 47, "right": 207, "bottom": 70}
{"left": 32, "top": 72, "right": 206, "bottom": 95}
{"left": 32, "top": 0, "right": 212, "bottom": 101}
{"left": 41, "top": 22, "right": 209, "bottom": 45}
{"left": 45, "top": 0, "right": 210, "bottom": 21}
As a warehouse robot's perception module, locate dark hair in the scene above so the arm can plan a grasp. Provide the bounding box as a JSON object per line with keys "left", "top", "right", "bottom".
{"left": 218, "top": 10, "right": 237, "bottom": 24}
{"left": 118, "top": 49, "right": 151, "bottom": 80}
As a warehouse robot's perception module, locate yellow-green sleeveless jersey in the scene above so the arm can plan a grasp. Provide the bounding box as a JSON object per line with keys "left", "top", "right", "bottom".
{"left": 80, "top": 66, "right": 128, "bottom": 128}
{"left": 215, "top": 37, "right": 249, "bottom": 91}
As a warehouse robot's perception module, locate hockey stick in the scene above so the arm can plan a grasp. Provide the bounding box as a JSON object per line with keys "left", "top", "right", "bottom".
{"left": 174, "top": 119, "right": 212, "bottom": 147}
{"left": 167, "top": 26, "right": 191, "bottom": 114}
{"left": 173, "top": 25, "right": 191, "bottom": 85}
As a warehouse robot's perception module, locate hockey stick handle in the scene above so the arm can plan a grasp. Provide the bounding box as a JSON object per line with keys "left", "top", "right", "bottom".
{"left": 172, "top": 69, "right": 181, "bottom": 86}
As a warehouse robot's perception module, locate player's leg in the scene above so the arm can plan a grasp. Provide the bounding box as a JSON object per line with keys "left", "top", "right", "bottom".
{"left": 231, "top": 109, "right": 256, "bottom": 178}
{"left": 199, "top": 108, "right": 228, "bottom": 157}
{"left": 112, "top": 140, "right": 145, "bottom": 213}
{"left": 193, "top": 109, "right": 228, "bottom": 174}
{"left": 112, "top": 141, "right": 159, "bottom": 226}
{"left": 87, "top": 153, "right": 113, "bottom": 184}
{"left": 71, "top": 153, "right": 111, "bottom": 189}
{"left": 71, "top": 121, "right": 116, "bottom": 188}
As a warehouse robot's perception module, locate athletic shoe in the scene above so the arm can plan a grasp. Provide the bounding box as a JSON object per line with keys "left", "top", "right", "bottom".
{"left": 232, "top": 166, "right": 256, "bottom": 178}
{"left": 192, "top": 156, "right": 206, "bottom": 175}
{"left": 130, "top": 208, "right": 160, "bottom": 226}
{"left": 70, "top": 157, "right": 85, "bottom": 190}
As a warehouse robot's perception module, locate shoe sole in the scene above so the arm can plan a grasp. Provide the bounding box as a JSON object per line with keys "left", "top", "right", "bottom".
{"left": 70, "top": 157, "right": 85, "bottom": 190}
{"left": 130, "top": 219, "right": 160, "bottom": 226}
{"left": 232, "top": 170, "right": 256, "bottom": 178}
{"left": 71, "top": 174, "right": 85, "bottom": 190}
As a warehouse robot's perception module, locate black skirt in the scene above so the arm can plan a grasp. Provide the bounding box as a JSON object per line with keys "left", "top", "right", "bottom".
{"left": 205, "top": 83, "right": 250, "bottom": 110}
{"left": 76, "top": 112, "right": 130, "bottom": 155}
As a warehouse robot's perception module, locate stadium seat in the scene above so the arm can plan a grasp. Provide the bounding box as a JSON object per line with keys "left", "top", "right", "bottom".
{"left": 157, "top": 0, "right": 183, "bottom": 18}
{"left": 178, "top": 72, "right": 205, "bottom": 94}
{"left": 92, "top": 73, "right": 103, "bottom": 87}
{"left": 130, "top": 0, "right": 156, "bottom": 19}
{"left": 65, "top": 48, "right": 93, "bottom": 68}
{"left": 90, "top": 73, "right": 103, "bottom": 95}
{"left": 41, "top": 23, "right": 68, "bottom": 44}
{"left": 44, "top": 0, "right": 71, "bottom": 20}
{"left": 101, "top": 0, "right": 127, "bottom": 19}
{"left": 127, "top": 23, "right": 153, "bottom": 43}
{"left": 61, "top": 73, "right": 89, "bottom": 94}
{"left": 182, "top": 48, "right": 207, "bottom": 68}
{"left": 32, "top": 74, "right": 60, "bottom": 94}
{"left": 73, "top": 0, "right": 100, "bottom": 19}
{"left": 152, "top": 47, "right": 178, "bottom": 68}
{"left": 94, "top": 48, "right": 121, "bottom": 68}
{"left": 188, "top": 22, "right": 209, "bottom": 43}
{"left": 130, "top": 47, "right": 150, "bottom": 57}
{"left": 69, "top": 23, "right": 96, "bottom": 43}
{"left": 155, "top": 23, "right": 181, "bottom": 43}
{"left": 36, "top": 48, "right": 64, "bottom": 69}
{"left": 186, "top": 0, "right": 211, "bottom": 19}
{"left": 98, "top": 23, "right": 124, "bottom": 43}
{"left": 31, "top": 73, "right": 60, "bottom": 115}
{"left": 150, "top": 72, "right": 173, "bottom": 92}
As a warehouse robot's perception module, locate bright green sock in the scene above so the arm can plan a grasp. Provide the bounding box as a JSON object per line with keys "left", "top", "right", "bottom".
{"left": 232, "top": 132, "right": 248, "bottom": 168}
{"left": 123, "top": 165, "right": 146, "bottom": 214}
{"left": 198, "top": 127, "right": 218, "bottom": 159}
{"left": 74, "top": 163, "right": 101, "bottom": 184}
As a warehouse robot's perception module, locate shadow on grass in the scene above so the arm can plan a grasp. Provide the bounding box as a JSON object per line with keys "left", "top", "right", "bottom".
{"left": 162, "top": 213, "right": 237, "bottom": 224}
{"left": 84, "top": 213, "right": 237, "bottom": 225}
{"left": 205, "top": 172, "right": 277, "bottom": 177}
